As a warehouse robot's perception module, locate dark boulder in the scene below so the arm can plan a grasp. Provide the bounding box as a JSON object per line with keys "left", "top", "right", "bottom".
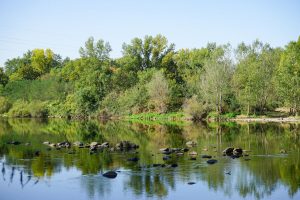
{"left": 163, "top": 155, "right": 171, "bottom": 160}
{"left": 223, "top": 147, "right": 234, "bottom": 155}
{"left": 8, "top": 141, "right": 21, "bottom": 145}
{"left": 102, "top": 171, "right": 117, "bottom": 179}
{"left": 127, "top": 157, "right": 139, "bottom": 162}
{"left": 233, "top": 148, "right": 243, "bottom": 155}
{"left": 152, "top": 164, "right": 162, "bottom": 167}
{"left": 181, "top": 148, "right": 189, "bottom": 152}
{"left": 201, "top": 155, "right": 212, "bottom": 159}
{"left": 207, "top": 159, "right": 218, "bottom": 164}
{"left": 170, "top": 163, "right": 178, "bottom": 168}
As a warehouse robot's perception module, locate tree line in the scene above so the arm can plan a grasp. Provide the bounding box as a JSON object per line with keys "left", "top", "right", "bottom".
{"left": 0, "top": 35, "right": 299, "bottom": 119}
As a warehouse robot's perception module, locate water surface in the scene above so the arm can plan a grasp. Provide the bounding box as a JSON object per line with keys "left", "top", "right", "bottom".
{"left": 0, "top": 119, "right": 299, "bottom": 200}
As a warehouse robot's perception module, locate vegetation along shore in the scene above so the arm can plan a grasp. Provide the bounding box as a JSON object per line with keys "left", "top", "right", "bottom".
{"left": 0, "top": 35, "right": 300, "bottom": 121}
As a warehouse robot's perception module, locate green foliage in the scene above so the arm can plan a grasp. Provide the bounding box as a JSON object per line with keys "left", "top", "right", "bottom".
{"left": 0, "top": 35, "right": 299, "bottom": 119}
{"left": 0, "top": 68, "right": 9, "bottom": 86}
{"left": 7, "top": 100, "right": 48, "bottom": 118}
{"left": 275, "top": 37, "right": 300, "bottom": 115}
{"left": 0, "top": 96, "right": 11, "bottom": 114}
{"left": 183, "top": 95, "right": 208, "bottom": 120}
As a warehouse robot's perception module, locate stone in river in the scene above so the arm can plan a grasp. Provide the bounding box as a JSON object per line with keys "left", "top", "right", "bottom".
{"left": 207, "top": 159, "right": 218, "bottom": 164}
{"left": 127, "top": 157, "right": 139, "bottom": 162}
{"left": 201, "top": 155, "right": 212, "bottom": 159}
{"left": 102, "top": 171, "right": 117, "bottom": 179}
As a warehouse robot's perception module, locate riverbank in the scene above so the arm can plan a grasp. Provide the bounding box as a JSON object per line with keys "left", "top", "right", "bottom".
{"left": 230, "top": 116, "right": 300, "bottom": 123}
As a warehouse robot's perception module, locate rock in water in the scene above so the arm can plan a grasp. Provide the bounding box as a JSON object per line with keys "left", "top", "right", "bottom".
{"left": 223, "top": 147, "right": 234, "bottom": 155}
{"left": 233, "top": 148, "right": 243, "bottom": 155}
{"left": 201, "top": 155, "right": 212, "bottom": 159}
{"left": 189, "top": 151, "right": 198, "bottom": 156}
{"left": 127, "top": 157, "right": 139, "bottom": 162}
{"left": 170, "top": 163, "right": 178, "bottom": 168}
{"left": 186, "top": 141, "right": 197, "bottom": 147}
{"left": 188, "top": 182, "right": 196, "bottom": 185}
{"left": 207, "top": 159, "right": 218, "bottom": 164}
{"left": 102, "top": 171, "right": 117, "bottom": 179}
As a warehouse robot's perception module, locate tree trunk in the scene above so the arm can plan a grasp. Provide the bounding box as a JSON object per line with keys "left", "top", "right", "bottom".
{"left": 247, "top": 102, "right": 250, "bottom": 116}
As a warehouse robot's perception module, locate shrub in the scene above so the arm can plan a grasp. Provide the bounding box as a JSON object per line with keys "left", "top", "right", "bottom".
{"left": 183, "top": 96, "right": 208, "bottom": 120}
{"left": 0, "top": 96, "right": 12, "bottom": 114}
{"left": 7, "top": 100, "right": 48, "bottom": 118}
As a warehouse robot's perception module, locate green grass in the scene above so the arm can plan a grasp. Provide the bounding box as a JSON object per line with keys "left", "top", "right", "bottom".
{"left": 128, "top": 112, "right": 186, "bottom": 120}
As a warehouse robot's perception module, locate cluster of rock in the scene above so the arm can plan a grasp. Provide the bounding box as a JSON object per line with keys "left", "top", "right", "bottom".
{"left": 222, "top": 147, "right": 245, "bottom": 158}
{"left": 43, "top": 140, "right": 139, "bottom": 154}
{"left": 43, "top": 141, "right": 71, "bottom": 149}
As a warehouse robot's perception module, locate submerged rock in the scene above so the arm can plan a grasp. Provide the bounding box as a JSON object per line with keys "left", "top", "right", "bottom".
{"left": 152, "top": 164, "right": 162, "bottom": 167}
{"left": 169, "top": 163, "right": 178, "bottom": 168}
{"left": 90, "top": 142, "right": 99, "bottom": 147}
{"left": 7, "top": 141, "right": 21, "bottom": 145}
{"left": 163, "top": 155, "right": 171, "bottom": 161}
{"left": 73, "top": 141, "right": 84, "bottom": 147}
{"left": 207, "top": 159, "right": 218, "bottom": 164}
{"left": 116, "top": 141, "right": 139, "bottom": 151}
{"left": 233, "top": 148, "right": 243, "bottom": 155}
{"left": 223, "top": 147, "right": 234, "bottom": 155}
{"left": 280, "top": 149, "right": 287, "bottom": 154}
{"left": 201, "top": 155, "right": 212, "bottom": 159}
{"left": 102, "top": 171, "right": 117, "bottom": 179}
{"left": 189, "top": 151, "right": 198, "bottom": 156}
{"left": 186, "top": 141, "right": 197, "bottom": 147}
{"left": 43, "top": 141, "right": 50, "bottom": 145}
{"left": 127, "top": 157, "right": 139, "bottom": 162}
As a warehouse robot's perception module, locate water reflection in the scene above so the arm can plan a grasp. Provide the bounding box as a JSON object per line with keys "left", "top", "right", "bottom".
{"left": 0, "top": 118, "right": 299, "bottom": 200}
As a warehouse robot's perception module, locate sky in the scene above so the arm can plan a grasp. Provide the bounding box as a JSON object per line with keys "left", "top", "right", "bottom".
{"left": 0, "top": 0, "right": 300, "bottom": 66}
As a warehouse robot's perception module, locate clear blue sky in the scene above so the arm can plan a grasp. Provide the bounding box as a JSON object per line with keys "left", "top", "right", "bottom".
{"left": 0, "top": 0, "right": 299, "bottom": 66}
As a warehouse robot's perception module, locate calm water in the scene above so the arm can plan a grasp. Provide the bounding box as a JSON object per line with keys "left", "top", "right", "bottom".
{"left": 0, "top": 118, "right": 299, "bottom": 200}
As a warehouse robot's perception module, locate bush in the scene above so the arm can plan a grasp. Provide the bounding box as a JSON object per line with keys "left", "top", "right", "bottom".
{"left": 0, "top": 96, "right": 12, "bottom": 114}
{"left": 183, "top": 96, "right": 208, "bottom": 120}
{"left": 7, "top": 100, "right": 48, "bottom": 118}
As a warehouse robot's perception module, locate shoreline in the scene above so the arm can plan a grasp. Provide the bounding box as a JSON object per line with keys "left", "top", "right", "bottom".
{"left": 230, "top": 117, "right": 300, "bottom": 123}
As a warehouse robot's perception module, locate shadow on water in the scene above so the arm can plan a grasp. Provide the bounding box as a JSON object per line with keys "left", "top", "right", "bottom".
{"left": 0, "top": 118, "right": 300, "bottom": 199}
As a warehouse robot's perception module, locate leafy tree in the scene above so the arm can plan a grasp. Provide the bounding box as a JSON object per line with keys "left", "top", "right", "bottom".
{"left": 275, "top": 37, "right": 300, "bottom": 115}
{"left": 0, "top": 68, "right": 8, "bottom": 86}
{"left": 5, "top": 49, "right": 61, "bottom": 80}
{"left": 122, "top": 35, "right": 175, "bottom": 71}
{"left": 79, "top": 37, "right": 111, "bottom": 61}
{"left": 233, "top": 40, "right": 281, "bottom": 115}
{"left": 200, "top": 44, "right": 232, "bottom": 115}
{"left": 147, "top": 70, "right": 169, "bottom": 113}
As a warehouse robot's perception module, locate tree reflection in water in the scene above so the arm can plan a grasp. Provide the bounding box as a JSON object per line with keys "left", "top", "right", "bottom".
{"left": 0, "top": 118, "right": 299, "bottom": 199}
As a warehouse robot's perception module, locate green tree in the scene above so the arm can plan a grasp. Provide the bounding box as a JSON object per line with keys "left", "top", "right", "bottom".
{"left": 275, "top": 37, "right": 300, "bottom": 115}
{"left": 147, "top": 70, "right": 169, "bottom": 113}
{"left": 79, "top": 37, "right": 111, "bottom": 61}
{"left": 0, "top": 68, "right": 8, "bottom": 86}
{"left": 122, "top": 35, "right": 174, "bottom": 71}
{"left": 233, "top": 40, "right": 281, "bottom": 115}
{"left": 200, "top": 45, "right": 232, "bottom": 115}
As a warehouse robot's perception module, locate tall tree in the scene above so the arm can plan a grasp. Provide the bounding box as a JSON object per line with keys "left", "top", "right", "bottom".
{"left": 147, "top": 70, "right": 169, "bottom": 113}
{"left": 275, "top": 37, "right": 300, "bottom": 115}
{"left": 233, "top": 40, "right": 280, "bottom": 115}
{"left": 200, "top": 44, "right": 232, "bottom": 115}
{"left": 79, "top": 37, "right": 111, "bottom": 61}
{"left": 122, "top": 34, "right": 175, "bottom": 71}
